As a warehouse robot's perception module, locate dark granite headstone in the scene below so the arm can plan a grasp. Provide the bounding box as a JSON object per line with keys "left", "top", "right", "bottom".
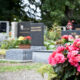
{"left": 30, "top": 23, "right": 44, "bottom": 46}
{"left": 17, "top": 22, "right": 44, "bottom": 46}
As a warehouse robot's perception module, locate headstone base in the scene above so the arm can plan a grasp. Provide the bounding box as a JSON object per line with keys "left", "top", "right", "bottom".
{"left": 6, "top": 46, "right": 46, "bottom": 60}
{"left": 32, "top": 50, "right": 53, "bottom": 63}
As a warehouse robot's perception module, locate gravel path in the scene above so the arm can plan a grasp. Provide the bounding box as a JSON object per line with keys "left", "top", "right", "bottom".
{"left": 0, "top": 70, "right": 44, "bottom": 80}
{"left": 0, "top": 62, "right": 48, "bottom": 80}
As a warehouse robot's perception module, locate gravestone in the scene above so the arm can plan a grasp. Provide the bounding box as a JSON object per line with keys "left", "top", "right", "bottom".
{"left": 0, "top": 21, "right": 9, "bottom": 41}
{"left": 30, "top": 23, "right": 44, "bottom": 46}
{"left": 17, "top": 22, "right": 31, "bottom": 37}
{"left": 17, "top": 22, "right": 44, "bottom": 46}
{"left": 11, "top": 22, "right": 18, "bottom": 39}
{"left": 61, "top": 30, "right": 80, "bottom": 36}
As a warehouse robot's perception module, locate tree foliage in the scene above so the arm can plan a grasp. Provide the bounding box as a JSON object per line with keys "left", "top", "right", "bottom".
{"left": 0, "top": 0, "right": 30, "bottom": 21}
{"left": 29, "top": 0, "right": 80, "bottom": 28}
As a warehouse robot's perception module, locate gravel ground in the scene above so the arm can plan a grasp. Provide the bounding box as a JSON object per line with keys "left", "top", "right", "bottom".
{"left": 0, "top": 70, "right": 44, "bottom": 80}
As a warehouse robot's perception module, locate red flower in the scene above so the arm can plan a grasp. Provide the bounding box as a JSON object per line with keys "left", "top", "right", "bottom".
{"left": 24, "top": 36, "right": 32, "bottom": 40}
{"left": 61, "top": 35, "right": 68, "bottom": 40}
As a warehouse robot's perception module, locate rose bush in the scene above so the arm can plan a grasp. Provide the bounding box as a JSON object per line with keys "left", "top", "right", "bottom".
{"left": 48, "top": 38, "right": 80, "bottom": 80}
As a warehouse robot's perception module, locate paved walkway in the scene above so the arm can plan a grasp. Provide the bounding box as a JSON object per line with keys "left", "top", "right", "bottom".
{"left": 0, "top": 70, "right": 44, "bottom": 80}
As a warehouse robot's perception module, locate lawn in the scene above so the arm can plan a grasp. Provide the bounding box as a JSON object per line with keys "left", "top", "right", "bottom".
{"left": 0, "top": 61, "right": 45, "bottom": 72}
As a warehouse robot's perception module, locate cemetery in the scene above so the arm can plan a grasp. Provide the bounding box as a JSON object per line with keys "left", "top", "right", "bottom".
{"left": 1, "top": 0, "right": 80, "bottom": 80}
{"left": 0, "top": 20, "right": 80, "bottom": 80}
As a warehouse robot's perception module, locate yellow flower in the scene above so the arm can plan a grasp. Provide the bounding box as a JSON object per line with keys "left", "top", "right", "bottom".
{"left": 18, "top": 36, "right": 24, "bottom": 40}
{"left": 0, "top": 49, "right": 6, "bottom": 55}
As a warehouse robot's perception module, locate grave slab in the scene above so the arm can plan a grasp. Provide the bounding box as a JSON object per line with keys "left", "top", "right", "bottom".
{"left": 32, "top": 50, "right": 53, "bottom": 63}
{"left": 6, "top": 46, "right": 46, "bottom": 60}
{"left": 6, "top": 49, "right": 32, "bottom": 60}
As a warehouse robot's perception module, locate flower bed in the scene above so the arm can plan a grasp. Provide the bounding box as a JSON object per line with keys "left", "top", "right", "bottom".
{"left": 48, "top": 38, "right": 80, "bottom": 80}
{"left": 18, "top": 36, "right": 32, "bottom": 49}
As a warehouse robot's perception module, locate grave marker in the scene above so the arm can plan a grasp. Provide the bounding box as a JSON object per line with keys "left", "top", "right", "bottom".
{"left": 30, "top": 23, "right": 44, "bottom": 46}
{"left": 0, "top": 21, "right": 9, "bottom": 41}
{"left": 17, "top": 22, "right": 44, "bottom": 46}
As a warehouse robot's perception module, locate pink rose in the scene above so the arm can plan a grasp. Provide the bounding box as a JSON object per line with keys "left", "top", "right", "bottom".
{"left": 56, "top": 46, "right": 65, "bottom": 53}
{"left": 77, "top": 66, "right": 80, "bottom": 72}
{"left": 48, "top": 52, "right": 66, "bottom": 66}
{"left": 48, "top": 51, "right": 57, "bottom": 65}
{"left": 67, "top": 45, "right": 79, "bottom": 52}
{"left": 48, "top": 55, "right": 57, "bottom": 66}
{"left": 75, "top": 54, "right": 80, "bottom": 62}
{"left": 73, "top": 39, "right": 80, "bottom": 47}
{"left": 67, "top": 51, "right": 78, "bottom": 58}
{"left": 54, "top": 53, "right": 66, "bottom": 64}
{"left": 67, "top": 51, "right": 79, "bottom": 67}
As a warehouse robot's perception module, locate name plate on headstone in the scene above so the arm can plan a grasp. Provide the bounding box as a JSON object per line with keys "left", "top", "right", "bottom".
{"left": 31, "top": 27, "right": 42, "bottom": 31}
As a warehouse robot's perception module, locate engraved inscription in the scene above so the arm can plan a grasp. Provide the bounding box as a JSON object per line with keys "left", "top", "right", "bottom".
{"left": 31, "top": 27, "right": 41, "bottom": 31}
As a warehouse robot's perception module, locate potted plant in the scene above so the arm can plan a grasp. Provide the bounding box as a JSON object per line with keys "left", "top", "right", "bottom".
{"left": 18, "top": 36, "right": 32, "bottom": 49}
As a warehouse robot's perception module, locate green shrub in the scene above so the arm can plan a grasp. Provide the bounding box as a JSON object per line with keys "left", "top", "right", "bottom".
{"left": 0, "top": 40, "right": 19, "bottom": 49}
{"left": 38, "top": 64, "right": 57, "bottom": 80}
{"left": 44, "top": 40, "right": 56, "bottom": 50}
{"left": 45, "top": 23, "right": 61, "bottom": 41}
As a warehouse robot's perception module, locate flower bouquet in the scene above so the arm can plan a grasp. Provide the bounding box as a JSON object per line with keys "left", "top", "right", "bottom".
{"left": 18, "top": 36, "right": 32, "bottom": 49}
{"left": 48, "top": 39, "right": 80, "bottom": 80}
{"left": 61, "top": 35, "right": 74, "bottom": 44}
{"left": 56, "top": 35, "right": 74, "bottom": 45}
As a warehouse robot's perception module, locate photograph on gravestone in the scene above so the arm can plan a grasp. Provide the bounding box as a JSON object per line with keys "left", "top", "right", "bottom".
{"left": 30, "top": 23, "right": 44, "bottom": 46}
{"left": 0, "top": 22, "right": 6, "bottom": 32}
{"left": 17, "top": 22, "right": 31, "bottom": 37}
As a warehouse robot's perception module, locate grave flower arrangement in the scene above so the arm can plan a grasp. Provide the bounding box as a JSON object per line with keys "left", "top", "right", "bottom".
{"left": 48, "top": 38, "right": 80, "bottom": 80}
{"left": 61, "top": 35, "right": 74, "bottom": 44}
{"left": 56, "top": 35, "right": 74, "bottom": 46}
{"left": 18, "top": 36, "right": 32, "bottom": 49}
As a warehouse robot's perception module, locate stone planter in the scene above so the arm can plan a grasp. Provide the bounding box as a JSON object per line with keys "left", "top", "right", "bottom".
{"left": 19, "top": 44, "right": 31, "bottom": 49}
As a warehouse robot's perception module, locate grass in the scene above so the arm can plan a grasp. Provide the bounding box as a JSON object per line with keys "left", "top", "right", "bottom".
{"left": 0, "top": 62, "right": 44, "bottom": 72}
{"left": 0, "top": 60, "right": 18, "bottom": 63}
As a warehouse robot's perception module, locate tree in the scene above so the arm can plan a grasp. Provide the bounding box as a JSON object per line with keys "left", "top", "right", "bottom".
{"left": 28, "top": 0, "right": 80, "bottom": 28}
{"left": 0, "top": 0, "right": 30, "bottom": 21}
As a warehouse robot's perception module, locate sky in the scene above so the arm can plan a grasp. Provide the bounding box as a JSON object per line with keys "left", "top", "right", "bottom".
{"left": 23, "top": 0, "right": 41, "bottom": 20}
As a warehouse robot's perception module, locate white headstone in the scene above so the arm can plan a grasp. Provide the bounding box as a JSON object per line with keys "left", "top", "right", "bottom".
{"left": 11, "top": 22, "right": 18, "bottom": 39}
